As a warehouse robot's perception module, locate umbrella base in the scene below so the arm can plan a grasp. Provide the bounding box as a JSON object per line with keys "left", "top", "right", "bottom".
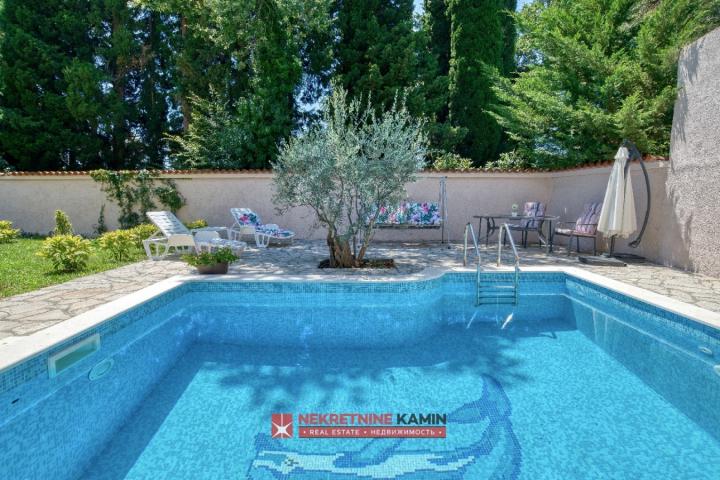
{"left": 578, "top": 255, "right": 627, "bottom": 267}
{"left": 612, "top": 252, "right": 646, "bottom": 263}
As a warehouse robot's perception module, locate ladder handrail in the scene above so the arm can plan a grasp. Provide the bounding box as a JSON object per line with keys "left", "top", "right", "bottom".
{"left": 463, "top": 222, "right": 480, "bottom": 266}
{"left": 497, "top": 223, "right": 520, "bottom": 268}
{"left": 497, "top": 224, "right": 521, "bottom": 305}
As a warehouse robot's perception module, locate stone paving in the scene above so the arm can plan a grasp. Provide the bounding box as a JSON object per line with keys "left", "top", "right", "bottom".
{"left": 1, "top": 240, "right": 719, "bottom": 341}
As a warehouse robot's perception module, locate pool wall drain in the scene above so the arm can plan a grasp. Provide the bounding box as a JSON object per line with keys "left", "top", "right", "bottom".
{"left": 88, "top": 358, "right": 114, "bottom": 381}
{"left": 47, "top": 334, "right": 100, "bottom": 378}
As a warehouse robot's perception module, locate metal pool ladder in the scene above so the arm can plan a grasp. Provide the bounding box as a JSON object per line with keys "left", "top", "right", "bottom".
{"left": 463, "top": 222, "right": 521, "bottom": 305}
{"left": 484, "top": 223, "right": 521, "bottom": 305}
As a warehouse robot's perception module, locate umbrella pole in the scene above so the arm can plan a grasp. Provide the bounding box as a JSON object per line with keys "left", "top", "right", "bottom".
{"left": 629, "top": 154, "right": 651, "bottom": 249}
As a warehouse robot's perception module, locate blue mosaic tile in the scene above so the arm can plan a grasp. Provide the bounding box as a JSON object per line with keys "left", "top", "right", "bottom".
{"left": 1, "top": 272, "right": 720, "bottom": 479}
{"left": 0, "top": 283, "right": 191, "bottom": 396}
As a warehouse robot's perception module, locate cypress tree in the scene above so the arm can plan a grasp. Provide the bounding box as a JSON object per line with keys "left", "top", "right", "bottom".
{"left": 236, "top": 0, "right": 301, "bottom": 168}
{"left": 0, "top": 0, "right": 100, "bottom": 170}
{"left": 335, "top": 0, "right": 417, "bottom": 109}
{"left": 447, "top": 0, "right": 506, "bottom": 164}
{"left": 137, "top": 11, "right": 180, "bottom": 168}
{"left": 419, "top": 0, "right": 467, "bottom": 155}
{"left": 424, "top": 0, "right": 451, "bottom": 77}
{"left": 501, "top": 0, "right": 518, "bottom": 76}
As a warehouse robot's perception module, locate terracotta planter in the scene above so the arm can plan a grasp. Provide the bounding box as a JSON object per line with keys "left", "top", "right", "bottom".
{"left": 195, "top": 262, "right": 229, "bottom": 274}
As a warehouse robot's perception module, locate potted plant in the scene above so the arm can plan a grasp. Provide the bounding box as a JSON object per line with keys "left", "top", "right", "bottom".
{"left": 182, "top": 247, "right": 238, "bottom": 274}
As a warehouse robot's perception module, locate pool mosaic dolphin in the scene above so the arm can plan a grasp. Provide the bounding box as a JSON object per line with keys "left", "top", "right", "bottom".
{"left": 247, "top": 376, "right": 521, "bottom": 479}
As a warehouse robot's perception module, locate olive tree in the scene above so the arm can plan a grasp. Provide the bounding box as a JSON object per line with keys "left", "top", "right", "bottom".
{"left": 273, "top": 88, "right": 427, "bottom": 267}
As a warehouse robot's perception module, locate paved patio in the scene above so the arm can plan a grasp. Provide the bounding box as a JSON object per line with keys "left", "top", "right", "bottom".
{"left": 1, "top": 240, "right": 720, "bottom": 342}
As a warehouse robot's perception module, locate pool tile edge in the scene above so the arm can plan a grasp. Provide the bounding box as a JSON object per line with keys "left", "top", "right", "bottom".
{"left": 1, "top": 266, "right": 719, "bottom": 379}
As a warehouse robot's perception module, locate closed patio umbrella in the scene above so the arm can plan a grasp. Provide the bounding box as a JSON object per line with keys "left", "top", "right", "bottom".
{"left": 598, "top": 145, "right": 637, "bottom": 239}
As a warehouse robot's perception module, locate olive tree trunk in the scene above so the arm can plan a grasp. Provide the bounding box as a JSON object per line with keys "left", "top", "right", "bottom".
{"left": 327, "top": 232, "right": 357, "bottom": 268}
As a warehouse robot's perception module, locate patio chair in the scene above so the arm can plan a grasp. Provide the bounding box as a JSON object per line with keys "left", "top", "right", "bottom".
{"left": 229, "top": 208, "right": 295, "bottom": 248}
{"left": 554, "top": 203, "right": 602, "bottom": 256}
{"left": 505, "top": 202, "right": 546, "bottom": 248}
{"left": 143, "top": 211, "right": 246, "bottom": 260}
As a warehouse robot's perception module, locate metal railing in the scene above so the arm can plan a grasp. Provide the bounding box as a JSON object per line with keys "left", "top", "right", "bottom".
{"left": 463, "top": 222, "right": 480, "bottom": 266}
{"left": 497, "top": 224, "right": 521, "bottom": 305}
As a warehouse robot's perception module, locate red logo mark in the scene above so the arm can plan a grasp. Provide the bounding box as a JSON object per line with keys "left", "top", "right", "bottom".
{"left": 271, "top": 413, "right": 293, "bottom": 439}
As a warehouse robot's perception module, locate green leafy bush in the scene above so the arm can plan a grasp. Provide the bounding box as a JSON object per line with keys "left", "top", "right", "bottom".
{"left": 38, "top": 235, "right": 92, "bottom": 272}
{"left": 431, "top": 152, "right": 473, "bottom": 171}
{"left": 184, "top": 219, "right": 208, "bottom": 230}
{"left": 90, "top": 169, "right": 185, "bottom": 228}
{"left": 98, "top": 230, "right": 137, "bottom": 261}
{"left": 128, "top": 224, "right": 157, "bottom": 248}
{"left": 485, "top": 150, "right": 527, "bottom": 171}
{"left": 182, "top": 247, "right": 238, "bottom": 266}
{"left": 0, "top": 220, "right": 20, "bottom": 243}
{"left": 53, "top": 210, "right": 74, "bottom": 236}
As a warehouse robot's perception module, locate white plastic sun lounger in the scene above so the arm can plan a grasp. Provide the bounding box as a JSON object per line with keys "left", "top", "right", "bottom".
{"left": 143, "top": 211, "right": 246, "bottom": 260}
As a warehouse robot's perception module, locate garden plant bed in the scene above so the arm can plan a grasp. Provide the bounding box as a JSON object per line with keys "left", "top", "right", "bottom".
{"left": 318, "top": 258, "right": 396, "bottom": 269}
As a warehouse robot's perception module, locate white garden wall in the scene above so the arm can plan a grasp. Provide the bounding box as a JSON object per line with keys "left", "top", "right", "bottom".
{"left": 0, "top": 162, "right": 675, "bottom": 265}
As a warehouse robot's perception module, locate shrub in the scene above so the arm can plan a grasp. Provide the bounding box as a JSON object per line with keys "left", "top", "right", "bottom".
{"left": 94, "top": 205, "right": 108, "bottom": 236}
{"left": 98, "top": 230, "right": 137, "bottom": 261}
{"left": 485, "top": 150, "right": 527, "bottom": 170}
{"left": 184, "top": 219, "right": 208, "bottom": 230}
{"left": 182, "top": 247, "right": 238, "bottom": 266}
{"left": 274, "top": 87, "right": 427, "bottom": 268}
{"left": 38, "top": 234, "right": 92, "bottom": 272}
{"left": 0, "top": 220, "right": 20, "bottom": 243}
{"left": 128, "top": 224, "right": 157, "bottom": 248}
{"left": 53, "top": 210, "right": 74, "bottom": 236}
{"left": 431, "top": 152, "right": 473, "bottom": 171}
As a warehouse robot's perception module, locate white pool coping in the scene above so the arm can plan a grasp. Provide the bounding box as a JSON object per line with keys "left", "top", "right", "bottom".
{"left": 1, "top": 266, "right": 719, "bottom": 375}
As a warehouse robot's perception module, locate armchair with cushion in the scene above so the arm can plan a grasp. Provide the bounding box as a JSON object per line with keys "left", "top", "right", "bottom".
{"left": 505, "top": 202, "right": 546, "bottom": 248}
{"left": 554, "top": 203, "right": 602, "bottom": 255}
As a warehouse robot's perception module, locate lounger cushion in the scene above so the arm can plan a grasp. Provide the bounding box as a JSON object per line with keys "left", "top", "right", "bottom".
{"left": 231, "top": 208, "right": 295, "bottom": 239}
{"left": 256, "top": 224, "right": 295, "bottom": 238}
{"left": 232, "top": 209, "right": 262, "bottom": 227}
{"left": 205, "top": 238, "right": 247, "bottom": 249}
{"left": 374, "top": 202, "right": 442, "bottom": 226}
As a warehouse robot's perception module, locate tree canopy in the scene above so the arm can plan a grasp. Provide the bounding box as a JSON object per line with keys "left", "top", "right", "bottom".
{"left": 0, "top": 0, "right": 717, "bottom": 171}
{"left": 490, "top": 0, "right": 720, "bottom": 169}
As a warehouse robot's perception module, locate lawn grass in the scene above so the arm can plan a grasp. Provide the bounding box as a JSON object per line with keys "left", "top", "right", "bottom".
{"left": 0, "top": 237, "right": 145, "bottom": 298}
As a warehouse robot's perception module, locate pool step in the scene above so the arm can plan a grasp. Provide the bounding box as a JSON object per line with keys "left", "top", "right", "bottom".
{"left": 474, "top": 263, "right": 519, "bottom": 306}
{"left": 476, "top": 284, "right": 518, "bottom": 305}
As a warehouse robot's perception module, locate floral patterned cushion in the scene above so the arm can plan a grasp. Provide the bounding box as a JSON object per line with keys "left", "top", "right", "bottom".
{"left": 231, "top": 208, "right": 262, "bottom": 227}
{"left": 374, "top": 202, "right": 442, "bottom": 226}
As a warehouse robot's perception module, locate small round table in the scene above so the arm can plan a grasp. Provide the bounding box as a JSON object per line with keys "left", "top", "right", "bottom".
{"left": 472, "top": 214, "right": 559, "bottom": 253}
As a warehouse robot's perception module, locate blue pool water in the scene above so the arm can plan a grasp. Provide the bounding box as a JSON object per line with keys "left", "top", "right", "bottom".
{"left": 1, "top": 273, "right": 720, "bottom": 479}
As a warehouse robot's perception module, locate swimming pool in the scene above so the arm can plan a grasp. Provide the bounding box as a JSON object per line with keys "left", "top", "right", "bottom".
{"left": 1, "top": 270, "right": 719, "bottom": 479}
